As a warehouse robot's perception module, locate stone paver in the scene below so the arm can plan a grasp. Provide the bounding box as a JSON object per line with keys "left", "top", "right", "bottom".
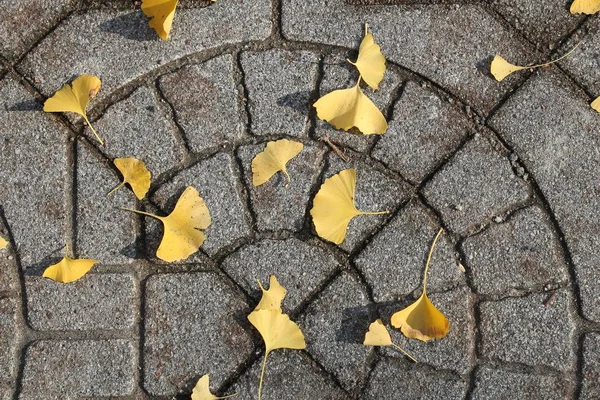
{"left": 582, "top": 333, "right": 600, "bottom": 399}
{"left": 0, "top": 299, "right": 20, "bottom": 392}
{"left": 559, "top": 18, "right": 600, "bottom": 96}
{"left": 0, "top": 225, "right": 18, "bottom": 292}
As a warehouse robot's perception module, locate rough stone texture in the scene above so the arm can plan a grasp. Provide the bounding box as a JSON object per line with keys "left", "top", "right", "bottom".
{"left": 150, "top": 152, "right": 252, "bottom": 258}
{"left": 0, "top": 299, "right": 20, "bottom": 390}
{"left": 25, "top": 273, "right": 136, "bottom": 331}
{"left": 92, "top": 86, "right": 185, "bottom": 176}
{"left": 241, "top": 49, "right": 319, "bottom": 137}
{"left": 297, "top": 272, "right": 372, "bottom": 395}
{"left": 471, "top": 365, "right": 570, "bottom": 400}
{"left": 76, "top": 143, "right": 137, "bottom": 264}
{"left": 18, "top": 1, "right": 272, "bottom": 99}
{"left": 423, "top": 134, "right": 530, "bottom": 235}
{"left": 479, "top": 290, "right": 575, "bottom": 371}
{"left": 489, "top": 72, "right": 600, "bottom": 321}
{"left": 355, "top": 201, "right": 464, "bottom": 302}
{"left": 230, "top": 351, "right": 347, "bottom": 400}
{"left": 282, "top": 0, "right": 537, "bottom": 113}
{"left": 159, "top": 54, "right": 245, "bottom": 153}
{"left": 581, "top": 333, "right": 600, "bottom": 399}
{"left": 19, "top": 339, "right": 136, "bottom": 399}
{"left": 237, "top": 142, "right": 326, "bottom": 231}
{"left": 143, "top": 272, "right": 253, "bottom": 396}
{"left": 559, "top": 18, "right": 600, "bottom": 95}
{"left": 462, "top": 206, "right": 568, "bottom": 296}
{"left": 371, "top": 81, "right": 473, "bottom": 183}
{"left": 362, "top": 358, "right": 467, "bottom": 399}
{"left": 221, "top": 238, "right": 339, "bottom": 312}
{"left": 0, "top": 226, "right": 18, "bottom": 292}
{"left": 0, "top": 77, "right": 68, "bottom": 271}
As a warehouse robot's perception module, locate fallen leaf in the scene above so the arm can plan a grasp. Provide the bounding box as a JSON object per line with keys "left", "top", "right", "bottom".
{"left": 570, "top": 0, "right": 600, "bottom": 14}
{"left": 109, "top": 157, "right": 152, "bottom": 200}
{"left": 42, "top": 244, "right": 97, "bottom": 283}
{"left": 255, "top": 275, "right": 287, "bottom": 312}
{"left": 252, "top": 139, "right": 303, "bottom": 187}
{"left": 311, "top": 169, "right": 388, "bottom": 244}
{"left": 191, "top": 374, "right": 237, "bottom": 400}
{"left": 347, "top": 23, "right": 386, "bottom": 90}
{"left": 121, "top": 186, "right": 210, "bottom": 262}
{"left": 0, "top": 236, "right": 7, "bottom": 250}
{"left": 363, "top": 319, "right": 417, "bottom": 362}
{"left": 43, "top": 74, "right": 104, "bottom": 145}
{"left": 314, "top": 80, "right": 387, "bottom": 134}
{"left": 591, "top": 96, "right": 600, "bottom": 112}
{"left": 391, "top": 229, "right": 449, "bottom": 341}
{"left": 141, "top": 0, "right": 179, "bottom": 41}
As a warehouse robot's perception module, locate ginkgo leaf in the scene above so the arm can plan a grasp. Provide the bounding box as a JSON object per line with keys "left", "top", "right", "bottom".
{"left": 363, "top": 319, "right": 417, "bottom": 362}
{"left": 191, "top": 374, "right": 237, "bottom": 400}
{"left": 141, "top": 0, "right": 179, "bottom": 41}
{"left": 314, "top": 80, "right": 387, "bottom": 134}
{"left": 43, "top": 74, "right": 104, "bottom": 145}
{"left": 348, "top": 23, "right": 386, "bottom": 90}
{"left": 0, "top": 236, "right": 7, "bottom": 250}
{"left": 255, "top": 275, "right": 287, "bottom": 312}
{"left": 570, "top": 0, "right": 600, "bottom": 14}
{"left": 591, "top": 96, "right": 600, "bottom": 112}
{"left": 311, "top": 169, "right": 388, "bottom": 244}
{"left": 110, "top": 157, "right": 152, "bottom": 200}
{"left": 42, "top": 245, "right": 97, "bottom": 283}
{"left": 121, "top": 186, "right": 211, "bottom": 262}
{"left": 391, "top": 229, "right": 449, "bottom": 342}
{"left": 252, "top": 139, "right": 304, "bottom": 187}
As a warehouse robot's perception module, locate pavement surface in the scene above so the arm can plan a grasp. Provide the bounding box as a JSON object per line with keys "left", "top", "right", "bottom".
{"left": 0, "top": 0, "right": 599, "bottom": 399}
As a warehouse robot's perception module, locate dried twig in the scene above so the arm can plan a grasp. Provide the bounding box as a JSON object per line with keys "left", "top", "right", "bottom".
{"left": 322, "top": 135, "right": 349, "bottom": 162}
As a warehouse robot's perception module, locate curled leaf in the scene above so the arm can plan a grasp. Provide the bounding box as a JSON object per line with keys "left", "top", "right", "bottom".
{"left": 363, "top": 319, "right": 417, "bottom": 362}
{"left": 252, "top": 139, "right": 303, "bottom": 187}
{"left": 570, "top": 0, "right": 600, "bottom": 14}
{"left": 142, "top": 0, "right": 179, "bottom": 40}
{"left": 255, "top": 275, "right": 287, "bottom": 312}
{"left": 191, "top": 374, "right": 237, "bottom": 400}
{"left": 591, "top": 96, "right": 600, "bottom": 112}
{"left": 0, "top": 236, "right": 7, "bottom": 250}
{"left": 110, "top": 157, "right": 152, "bottom": 200}
{"left": 348, "top": 23, "right": 386, "bottom": 90}
{"left": 42, "top": 245, "right": 97, "bottom": 283}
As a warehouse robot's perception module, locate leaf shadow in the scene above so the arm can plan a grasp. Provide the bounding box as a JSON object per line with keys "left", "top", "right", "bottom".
{"left": 8, "top": 99, "right": 43, "bottom": 112}
{"left": 276, "top": 90, "right": 312, "bottom": 114}
{"left": 99, "top": 11, "right": 157, "bottom": 42}
{"left": 477, "top": 55, "right": 495, "bottom": 80}
{"left": 22, "top": 245, "right": 65, "bottom": 277}
{"left": 119, "top": 235, "right": 146, "bottom": 260}
{"left": 335, "top": 304, "right": 378, "bottom": 344}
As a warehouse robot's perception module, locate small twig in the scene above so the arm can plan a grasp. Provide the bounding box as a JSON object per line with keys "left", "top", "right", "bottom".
{"left": 322, "top": 135, "right": 349, "bottom": 162}
{"left": 543, "top": 292, "right": 556, "bottom": 307}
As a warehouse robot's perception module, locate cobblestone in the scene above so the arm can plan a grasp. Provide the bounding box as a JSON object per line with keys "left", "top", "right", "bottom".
{"left": 559, "top": 18, "right": 600, "bottom": 96}
{"left": 0, "top": 299, "right": 20, "bottom": 393}
{"left": 582, "top": 333, "right": 600, "bottom": 399}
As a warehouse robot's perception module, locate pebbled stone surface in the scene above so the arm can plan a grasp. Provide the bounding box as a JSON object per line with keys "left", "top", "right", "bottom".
{"left": 241, "top": 49, "right": 319, "bottom": 137}
{"left": 143, "top": 272, "right": 253, "bottom": 396}
{"left": 559, "top": 19, "right": 600, "bottom": 96}
{"left": 423, "top": 134, "right": 530, "bottom": 235}
{"left": 159, "top": 54, "right": 245, "bottom": 153}
{"left": 0, "top": 299, "right": 20, "bottom": 390}
{"left": 582, "top": 333, "right": 600, "bottom": 399}
{"left": 0, "top": 224, "right": 18, "bottom": 292}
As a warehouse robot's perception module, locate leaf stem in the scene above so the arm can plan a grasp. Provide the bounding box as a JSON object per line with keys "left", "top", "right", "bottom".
{"left": 422, "top": 228, "right": 444, "bottom": 294}
{"left": 282, "top": 169, "right": 291, "bottom": 188}
{"left": 391, "top": 343, "right": 418, "bottom": 363}
{"left": 526, "top": 41, "right": 581, "bottom": 69}
{"left": 359, "top": 210, "right": 390, "bottom": 216}
{"left": 119, "top": 207, "right": 161, "bottom": 221}
{"left": 83, "top": 115, "right": 104, "bottom": 146}
{"left": 258, "top": 351, "right": 269, "bottom": 400}
{"left": 217, "top": 393, "right": 238, "bottom": 399}
{"left": 107, "top": 181, "right": 125, "bottom": 196}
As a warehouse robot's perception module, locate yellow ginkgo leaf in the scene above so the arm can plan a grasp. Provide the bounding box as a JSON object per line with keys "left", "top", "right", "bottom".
{"left": 43, "top": 74, "right": 104, "bottom": 145}
{"left": 255, "top": 275, "right": 287, "bottom": 312}
{"left": 121, "top": 186, "right": 211, "bottom": 262}
{"left": 363, "top": 319, "right": 417, "bottom": 362}
{"left": 347, "top": 23, "right": 386, "bottom": 90}
{"left": 191, "top": 374, "right": 237, "bottom": 400}
{"left": 141, "top": 0, "right": 179, "bottom": 41}
{"left": 391, "top": 229, "right": 450, "bottom": 342}
{"left": 570, "top": 0, "right": 600, "bottom": 14}
{"left": 591, "top": 96, "right": 600, "bottom": 112}
{"left": 252, "top": 139, "right": 304, "bottom": 187}
{"left": 314, "top": 80, "right": 387, "bottom": 134}
{"left": 311, "top": 169, "right": 388, "bottom": 244}
{"left": 42, "top": 245, "right": 97, "bottom": 283}
{"left": 0, "top": 236, "right": 7, "bottom": 250}
{"left": 109, "top": 157, "right": 152, "bottom": 200}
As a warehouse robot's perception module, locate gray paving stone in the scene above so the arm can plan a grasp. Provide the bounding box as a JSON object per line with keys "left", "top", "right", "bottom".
{"left": 241, "top": 49, "right": 319, "bottom": 137}
{"left": 159, "top": 54, "right": 245, "bottom": 153}
{"left": 0, "top": 223, "right": 18, "bottom": 293}
{"left": 324, "top": 152, "right": 411, "bottom": 252}
{"left": 143, "top": 272, "right": 253, "bottom": 396}
{"left": 221, "top": 238, "right": 339, "bottom": 312}
{"left": 93, "top": 86, "right": 185, "bottom": 176}
{"left": 237, "top": 142, "right": 326, "bottom": 232}
{"left": 0, "top": 298, "right": 20, "bottom": 390}
{"left": 25, "top": 273, "right": 136, "bottom": 331}
{"left": 297, "top": 272, "right": 372, "bottom": 395}
{"left": 315, "top": 53, "right": 403, "bottom": 153}
{"left": 18, "top": 1, "right": 272, "bottom": 100}
{"left": 559, "top": 18, "right": 600, "bottom": 95}
{"left": 230, "top": 351, "right": 347, "bottom": 400}
{"left": 371, "top": 81, "right": 473, "bottom": 183}
{"left": 423, "top": 134, "right": 530, "bottom": 235}
{"left": 362, "top": 358, "right": 467, "bottom": 399}
{"left": 282, "top": 0, "right": 537, "bottom": 113}
{"left": 582, "top": 333, "right": 600, "bottom": 399}
{"left": 0, "top": 77, "right": 68, "bottom": 270}
{"left": 462, "top": 206, "right": 568, "bottom": 296}
{"left": 150, "top": 152, "right": 252, "bottom": 258}
{"left": 0, "top": 381, "right": 13, "bottom": 400}
{"left": 479, "top": 290, "right": 575, "bottom": 371}
{"left": 355, "top": 202, "right": 464, "bottom": 303}
{"left": 76, "top": 143, "right": 137, "bottom": 264}
{"left": 19, "top": 339, "right": 135, "bottom": 399}
{"left": 488, "top": 72, "right": 600, "bottom": 321}
{"left": 471, "top": 365, "right": 570, "bottom": 400}
{"left": 0, "top": 0, "right": 75, "bottom": 60}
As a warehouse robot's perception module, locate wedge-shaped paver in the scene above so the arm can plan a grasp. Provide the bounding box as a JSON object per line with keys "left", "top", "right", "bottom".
{"left": 372, "top": 81, "right": 473, "bottom": 183}
{"left": 0, "top": 78, "right": 68, "bottom": 270}
{"left": 355, "top": 201, "right": 464, "bottom": 302}
{"left": 18, "top": 1, "right": 272, "bottom": 99}
{"left": 26, "top": 273, "right": 136, "bottom": 331}
{"left": 159, "top": 54, "right": 245, "bottom": 153}
{"left": 559, "top": 19, "right": 600, "bottom": 96}
{"left": 237, "top": 142, "right": 325, "bottom": 231}
{"left": 479, "top": 290, "right": 576, "bottom": 371}
{"left": 489, "top": 72, "right": 600, "bottom": 321}
{"left": 19, "top": 339, "right": 136, "bottom": 399}
{"left": 463, "top": 206, "right": 568, "bottom": 296}
{"left": 582, "top": 333, "right": 600, "bottom": 399}
{"left": 0, "top": 299, "right": 20, "bottom": 392}
{"left": 241, "top": 49, "right": 319, "bottom": 137}
{"left": 143, "top": 272, "right": 253, "bottom": 396}
{"left": 423, "top": 134, "right": 530, "bottom": 235}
